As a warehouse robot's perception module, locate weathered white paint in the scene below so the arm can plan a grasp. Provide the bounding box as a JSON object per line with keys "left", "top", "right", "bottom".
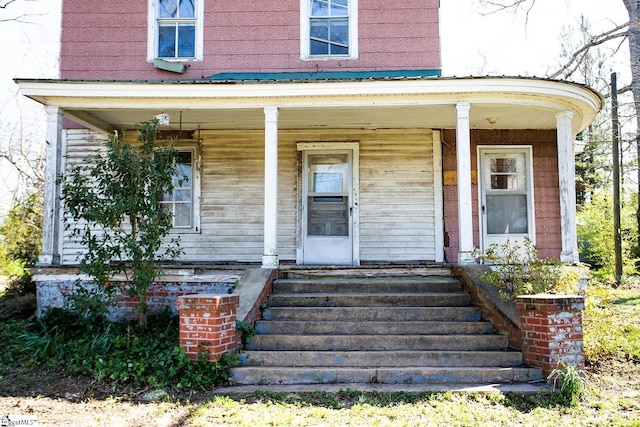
{"left": 358, "top": 130, "right": 436, "bottom": 262}
{"left": 556, "top": 111, "right": 579, "bottom": 263}
{"left": 38, "top": 106, "right": 64, "bottom": 266}
{"left": 59, "top": 128, "right": 441, "bottom": 265}
{"left": 432, "top": 130, "right": 444, "bottom": 262}
{"left": 456, "top": 102, "right": 474, "bottom": 263}
{"left": 263, "top": 106, "right": 279, "bottom": 268}
{"left": 297, "top": 144, "right": 359, "bottom": 265}
{"left": 17, "top": 78, "right": 602, "bottom": 134}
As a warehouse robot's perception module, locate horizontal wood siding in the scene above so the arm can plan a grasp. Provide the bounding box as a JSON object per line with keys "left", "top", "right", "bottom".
{"left": 60, "top": 128, "right": 437, "bottom": 265}
{"left": 191, "top": 130, "right": 297, "bottom": 262}
{"left": 359, "top": 130, "right": 436, "bottom": 262}
{"left": 60, "top": 130, "right": 108, "bottom": 265}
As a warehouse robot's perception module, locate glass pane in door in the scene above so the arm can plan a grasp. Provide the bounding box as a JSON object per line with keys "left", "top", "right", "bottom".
{"left": 307, "top": 154, "right": 349, "bottom": 237}
{"left": 486, "top": 195, "right": 528, "bottom": 234}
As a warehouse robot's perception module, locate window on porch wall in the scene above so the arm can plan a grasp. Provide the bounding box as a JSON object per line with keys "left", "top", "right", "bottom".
{"left": 161, "top": 147, "right": 201, "bottom": 232}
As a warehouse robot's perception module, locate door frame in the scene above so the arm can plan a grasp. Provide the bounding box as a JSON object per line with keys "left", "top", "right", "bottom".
{"left": 296, "top": 142, "right": 360, "bottom": 265}
{"left": 477, "top": 145, "right": 536, "bottom": 254}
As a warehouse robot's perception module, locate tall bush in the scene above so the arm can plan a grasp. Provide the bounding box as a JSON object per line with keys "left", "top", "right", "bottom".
{"left": 577, "top": 190, "right": 637, "bottom": 280}
{"left": 0, "top": 191, "right": 42, "bottom": 296}
{"left": 57, "top": 120, "right": 183, "bottom": 329}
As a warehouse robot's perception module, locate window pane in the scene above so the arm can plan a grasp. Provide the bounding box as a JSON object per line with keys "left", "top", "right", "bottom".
{"left": 174, "top": 203, "right": 192, "bottom": 227}
{"left": 310, "top": 39, "right": 328, "bottom": 55}
{"left": 314, "top": 173, "right": 343, "bottom": 193}
{"left": 331, "top": 1, "right": 348, "bottom": 16}
{"left": 177, "top": 25, "right": 195, "bottom": 58}
{"left": 158, "top": 0, "right": 178, "bottom": 18}
{"left": 158, "top": 25, "right": 176, "bottom": 58}
{"left": 178, "top": 0, "right": 195, "bottom": 18}
{"left": 311, "top": 0, "right": 329, "bottom": 16}
{"left": 174, "top": 190, "right": 191, "bottom": 202}
{"left": 487, "top": 155, "right": 525, "bottom": 190}
{"left": 308, "top": 196, "right": 348, "bottom": 236}
{"left": 331, "top": 44, "right": 348, "bottom": 55}
{"left": 174, "top": 165, "right": 192, "bottom": 186}
{"left": 310, "top": 21, "right": 329, "bottom": 40}
{"left": 486, "top": 195, "right": 528, "bottom": 234}
{"left": 329, "top": 19, "right": 348, "bottom": 45}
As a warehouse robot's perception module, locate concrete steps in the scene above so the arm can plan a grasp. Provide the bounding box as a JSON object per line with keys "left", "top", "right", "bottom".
{"left": 240, "top": 350, "right": 524, "bottom": 367}
{"left": 232, "top": 268, "right": 542, "bottom": 386}
{"left": 232, "top": 366, "right": 540, "bottom": 386}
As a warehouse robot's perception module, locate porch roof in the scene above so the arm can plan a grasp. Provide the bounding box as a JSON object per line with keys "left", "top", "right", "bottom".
{"left": 16, "top": 75, "right": 603, "bottom": 135}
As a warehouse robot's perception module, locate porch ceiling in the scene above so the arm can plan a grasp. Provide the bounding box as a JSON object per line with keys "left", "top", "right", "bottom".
{"left": 61, "top": 103, "right": 561, "bottom": 132}
{"left": 17, "top": 76, "right": 603, "bottom": 134}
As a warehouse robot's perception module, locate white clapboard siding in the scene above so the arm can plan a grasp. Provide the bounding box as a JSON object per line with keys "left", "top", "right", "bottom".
{"left": 60, "top": 130, "right": 108, "bottom": 265}
{"left": 59, "top": 128, "right": 436, "bottom": 265}
{"left": 358, "top": 129, "right": 436, "bottom": 262}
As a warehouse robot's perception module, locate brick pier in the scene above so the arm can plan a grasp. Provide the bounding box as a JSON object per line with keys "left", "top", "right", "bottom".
{"left": 517, "top": 295, "right": 585, "bottom": 377}
{"left": 176, "top": 294, "right": 239, "bottom": 361}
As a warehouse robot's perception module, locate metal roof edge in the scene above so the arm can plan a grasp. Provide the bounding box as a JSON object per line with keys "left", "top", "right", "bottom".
{"left": 206, "top": 69, "right": 442, "bottom": 81}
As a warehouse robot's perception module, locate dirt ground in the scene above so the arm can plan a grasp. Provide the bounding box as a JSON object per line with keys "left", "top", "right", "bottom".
{"left": 0, "top": 365, "right": 204, "bottom": 426}
{"left": 1, "top": 360, "right": 639, "bottom": 427}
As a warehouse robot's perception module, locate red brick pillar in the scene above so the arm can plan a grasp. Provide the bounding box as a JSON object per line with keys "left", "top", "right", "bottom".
{"left": 176, "top": 294, "right": 239, "bottom": 361}
{"left": 516, "top": 295, "right": 585, "bottom": 377}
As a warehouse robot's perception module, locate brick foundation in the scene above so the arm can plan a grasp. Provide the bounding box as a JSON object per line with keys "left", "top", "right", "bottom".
{"left": 517, "top": 295, "right": 585, "bottom": 377}
{"left": 176, "top": 294, "right": 240, "bottom": 361}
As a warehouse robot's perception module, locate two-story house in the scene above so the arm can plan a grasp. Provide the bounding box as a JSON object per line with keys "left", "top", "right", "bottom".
{"left": 17, "top": 0, "right": 599, "bottom": 387}
{"left": 18, "top": 0, "right": 601, "bottom": 314}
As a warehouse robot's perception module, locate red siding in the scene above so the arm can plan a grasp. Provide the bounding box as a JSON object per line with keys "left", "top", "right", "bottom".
{"left": 60, "top": 0, "right": 441, "bottom": 79}
{"left": 442, "top": 129, "right": 562, "bottom": 263}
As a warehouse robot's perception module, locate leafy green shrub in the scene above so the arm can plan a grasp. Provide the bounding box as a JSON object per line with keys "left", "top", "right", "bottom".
{"left": 476, "top": 238, "right": 577, "bottom": 300}
{"left": 57, "top": 120, "right": 184, "bottom": 330}
{"left": 577, "top": 190, "right": 637, "bottom": 280}
{"left": 4, "top": 307, "right": 238, "bottom": 390}
{"left": 0, "top": 191, "right": 42, "bottom": 303}
{"left": 236, "top": 320, "right": 255, "bottom": 347}
{"left": 583, "top": 282, "right": 640, "bottom": 363}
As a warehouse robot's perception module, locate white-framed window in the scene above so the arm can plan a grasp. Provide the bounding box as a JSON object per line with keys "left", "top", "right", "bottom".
{"left": 147, "top": 0, "right": 204, "bottom": 62}
{"left": 300, "top": 0, "right": 358, "bottom": 60}
{"left": 162, "top": 146, "right": 201, "bottom": 232}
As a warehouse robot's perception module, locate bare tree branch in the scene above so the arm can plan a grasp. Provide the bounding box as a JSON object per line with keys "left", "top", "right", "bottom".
{"left": 549, "top": 22, "right": 630, "bottom": 79}
{"left": 0, "top": 0, "right": 45, "bottom": 24}
{"left": 479, "top": 0, "right": 537, "bottom": 25}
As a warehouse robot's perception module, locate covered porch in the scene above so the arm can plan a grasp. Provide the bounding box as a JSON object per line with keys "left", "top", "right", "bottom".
{"left": 17, "top": 75, "right": 602, "bottom": 267}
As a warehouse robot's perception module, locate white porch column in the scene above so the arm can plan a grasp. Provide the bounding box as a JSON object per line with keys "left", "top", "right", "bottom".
{"left": 456, "top": 102, "right": 474, "bottom": 263}
{"left": 38, "top": 106, "right": 64, "bottom": 266}
{"left": 556, "top": 111, "right": 579, "bottom": 263}
{"left": 262, "top": 106, "right": 279, "bottom": 268}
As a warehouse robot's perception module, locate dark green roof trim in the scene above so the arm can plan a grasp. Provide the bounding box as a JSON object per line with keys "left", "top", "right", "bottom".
{"left": 207, "top": 69, "right": 442, "bottom": 82}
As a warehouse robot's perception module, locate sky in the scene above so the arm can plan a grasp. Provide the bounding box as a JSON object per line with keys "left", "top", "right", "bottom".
{"left": 440, "top": 0, "right": 629, "bottom": 78}
{"left": 0, "top": 0, "right": 632, "bottom": 218}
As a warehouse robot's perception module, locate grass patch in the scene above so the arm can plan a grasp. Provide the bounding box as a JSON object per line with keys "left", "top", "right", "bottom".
{"left": 186, "top": 389, "right": 639, "bottom": 426}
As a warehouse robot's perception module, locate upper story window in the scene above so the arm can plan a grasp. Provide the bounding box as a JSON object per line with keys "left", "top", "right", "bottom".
{"left": 148, "top": 0, "right": 204, "bottom": 62}
{"left": 301, "top": 0, "right": 358, "bottom": 60}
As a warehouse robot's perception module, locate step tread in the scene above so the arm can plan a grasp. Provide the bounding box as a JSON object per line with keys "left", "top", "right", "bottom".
{"left": 255, "top": 320, "right": 493, "bottom": 335}
{"left": 240, "top": 350, "right": 525, "bottom": 368}
{"left": 271, "top": 292, "right": 468, "bottom": 297}
{"left": 247, "top": 334, "right": 508, "bottom": 351}
{"left": 231, "top": 366, "right": 543, "bottom": 385}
